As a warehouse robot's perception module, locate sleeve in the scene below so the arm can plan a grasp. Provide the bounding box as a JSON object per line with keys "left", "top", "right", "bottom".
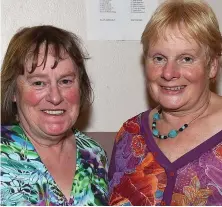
{"left": 108, "top": 126, "right": 124, "bottom": 182}
{"left": 108, "top": 114, "right": 143, "bottom": 206}
{"left": 93, "top": 144, "right": 109, "bottom": 206}
{"left": 108, "top": 137, "right": 117, "bottom": 182}
{"left": 108, "top": 126, "right": 132, "bottom": 206}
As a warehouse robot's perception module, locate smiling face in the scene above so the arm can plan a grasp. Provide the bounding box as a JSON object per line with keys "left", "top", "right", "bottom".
{"left": 14, "top": 48, "right": 80, "bottom": 142}
{"left": 145, "top": 26, "right": 217, "bottom": 112}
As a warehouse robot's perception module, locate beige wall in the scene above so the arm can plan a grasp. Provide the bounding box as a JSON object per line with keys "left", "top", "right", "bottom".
{"left": 1, "top": 0, "right": 222, "bottom": 134}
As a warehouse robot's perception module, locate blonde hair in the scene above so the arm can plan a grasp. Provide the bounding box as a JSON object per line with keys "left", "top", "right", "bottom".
{"left": 141, "top": 0, "right": 222, "bottom": 66}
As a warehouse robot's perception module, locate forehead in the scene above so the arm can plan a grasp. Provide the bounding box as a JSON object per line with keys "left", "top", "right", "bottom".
{"left": 150, "top": 26, "right": 203, "bottom": 53}
{"left": 24, "top": 45, "right": 77, "bottom": 75}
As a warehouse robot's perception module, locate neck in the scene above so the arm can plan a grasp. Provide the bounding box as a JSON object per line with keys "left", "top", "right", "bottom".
{"left": 19, "top": 123, "right": 73, "bottom": 147}
{"left": 161, "top": 92, "right": 211, "bottom": 126}
{"left": 29, "top": 132, "right": 75, "bottom": 162}
{"left": 31, "top": 135, "right": 66, "bottom": 150}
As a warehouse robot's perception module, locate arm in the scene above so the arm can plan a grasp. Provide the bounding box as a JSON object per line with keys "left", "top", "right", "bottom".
{"left": 108, "top": 126, "right": 132, "bottom": 206}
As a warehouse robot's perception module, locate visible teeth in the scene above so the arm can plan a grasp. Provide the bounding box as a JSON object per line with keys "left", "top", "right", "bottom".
{"left": 43, "top": 110, "right": 64, "bottom": 115}
{"left": 163, "top": 86, "right": 185, "bottom": 91}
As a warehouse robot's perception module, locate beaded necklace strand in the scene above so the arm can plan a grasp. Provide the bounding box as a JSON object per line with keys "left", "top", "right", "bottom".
{"left": 152, "top": 104, "right": 209, "bottom": 139}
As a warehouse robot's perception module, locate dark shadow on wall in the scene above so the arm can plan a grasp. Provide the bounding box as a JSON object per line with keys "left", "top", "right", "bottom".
{"left": 75, "top": 107, "right": 93, "bottom": 131}
{"left": 210, "top": 81, "right": 219, "bottom": 94}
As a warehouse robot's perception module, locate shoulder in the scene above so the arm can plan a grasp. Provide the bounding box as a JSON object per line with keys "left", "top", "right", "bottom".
{"left": 1, "top": 125, "right": 35, "bottom": 160}
{"left": 74, "top": 130, "right": 109, "bottom": 204}
{"left": 74, "top": 130, "right": 105, "bottom": 151}
{"left": 115, "top": 109, "right": 151, "bottom": 144}
{"left": 74, "top": 129, "right": 108, "bottom": 162}
{"left": 109, "top": 110, "right": 152, "bottom": 170}
{"left": 1, "top": 125, "right": 25, "bottom": 144}
{"left": 1, "top": 124, "right": 24, "bottom": 134}
{"left": 108, "top": 110, "right": 155, "bottom": 184}
{"left": 1, "top": 125, "right": 15, "bottom": 135}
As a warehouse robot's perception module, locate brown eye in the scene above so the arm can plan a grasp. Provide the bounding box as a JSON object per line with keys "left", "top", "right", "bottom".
{"left": 155, "top": 57, "right": 163, "bottom": 61}
{"left": 153, "top": 56, "right": 166, "bottom": 64}
{"left": 182, "top": 56, "right": 193, "bottom": 63}
{"left": 62, "top": 80, "right": 71, "bottom": 84}
{"left": 59, "top": 79, "right": 73, "bottom": 86}
{"left": 33, "top": 81, "right": 45, "bottom": 86}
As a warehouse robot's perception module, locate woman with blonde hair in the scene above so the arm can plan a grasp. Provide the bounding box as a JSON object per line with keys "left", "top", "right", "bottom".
{"left": 108, "top": 0, "right": 222, "bottom": 205}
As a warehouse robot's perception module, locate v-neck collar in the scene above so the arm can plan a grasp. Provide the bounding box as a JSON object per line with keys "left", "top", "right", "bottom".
{"left": 2, "top": 125, "right": 108, "bottom": 206}
{"left": 12, "top": 125, "right": 78, "bottom": 204}
{"left": 141, "top": 110, "right": 222, "bottom": 170}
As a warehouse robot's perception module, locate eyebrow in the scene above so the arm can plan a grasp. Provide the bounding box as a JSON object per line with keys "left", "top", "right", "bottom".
{"left": 179, "top": 49, "right": 198, "bottom": 53}
{"left": 148, "top": 48, "right": 202, "bottom": 56}
{"left": 26, "top": 74, "right": 48, "bottom": 79}
{"left": 59, "top": 72, "right": 77, "bottom": 79}
{"left": 150, "top": 48, "right": 197, "bottom": 52}
{"left": 26, "top": 71, "right": 77, "bottom": 79}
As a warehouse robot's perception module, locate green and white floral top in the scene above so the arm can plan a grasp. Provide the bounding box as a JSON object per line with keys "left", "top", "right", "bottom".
{"left": 1, "top": 125, "right": 108, "bottom": 206}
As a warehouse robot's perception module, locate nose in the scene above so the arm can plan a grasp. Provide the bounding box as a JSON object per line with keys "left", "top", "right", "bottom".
{"left": 161, "top": 60, "right": 180, "bottom": 81}
{"left": 46, "top": 85, "right": 64, "bottom": 105}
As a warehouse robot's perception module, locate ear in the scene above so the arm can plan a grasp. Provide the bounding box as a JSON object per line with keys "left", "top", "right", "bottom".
{"left": 209, "top": 57, "right": 219, "bottom": 79}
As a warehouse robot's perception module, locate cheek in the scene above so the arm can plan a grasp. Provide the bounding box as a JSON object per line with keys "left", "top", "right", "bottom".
{"left": 18, "top": 90, "right": 44, "bottom": 106}
{"left": 146, "top": 65, "right": 161, "bottom": 81}
{"left": 184, "top": 68, "right": 207, "bottom": 83}
{"left": 63, "top": 88, "right": 80, "bottom": 104}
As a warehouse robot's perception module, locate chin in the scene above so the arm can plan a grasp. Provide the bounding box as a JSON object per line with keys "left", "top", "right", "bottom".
{"left": 43, "top": 124, "right": 72, "bottom": 136}
{"left": 159, "top": 100, "right": 184, "bottom": 110}
{"left": 161, "top": 105, "right": 182, "bottom": 111}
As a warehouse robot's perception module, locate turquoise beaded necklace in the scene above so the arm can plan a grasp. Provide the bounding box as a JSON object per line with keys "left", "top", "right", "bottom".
{"left": 152, "top": 108, "right": 200, "bottom": 139}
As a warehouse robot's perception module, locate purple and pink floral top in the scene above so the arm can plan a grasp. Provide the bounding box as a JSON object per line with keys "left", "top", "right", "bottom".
{"left": 108, "top": 110, "right": 222, "bottom": 206}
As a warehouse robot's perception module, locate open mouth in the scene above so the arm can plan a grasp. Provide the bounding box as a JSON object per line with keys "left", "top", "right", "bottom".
{"left": 161, "top": 85, "right": 186, "bottom": 91}
{"left": 42, "top": 110, "right": 65, "bottom": 115}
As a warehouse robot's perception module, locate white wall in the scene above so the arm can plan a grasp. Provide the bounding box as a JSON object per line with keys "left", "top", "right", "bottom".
{"left": 1, "top": 0, "right": 222, "bottom": 132}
